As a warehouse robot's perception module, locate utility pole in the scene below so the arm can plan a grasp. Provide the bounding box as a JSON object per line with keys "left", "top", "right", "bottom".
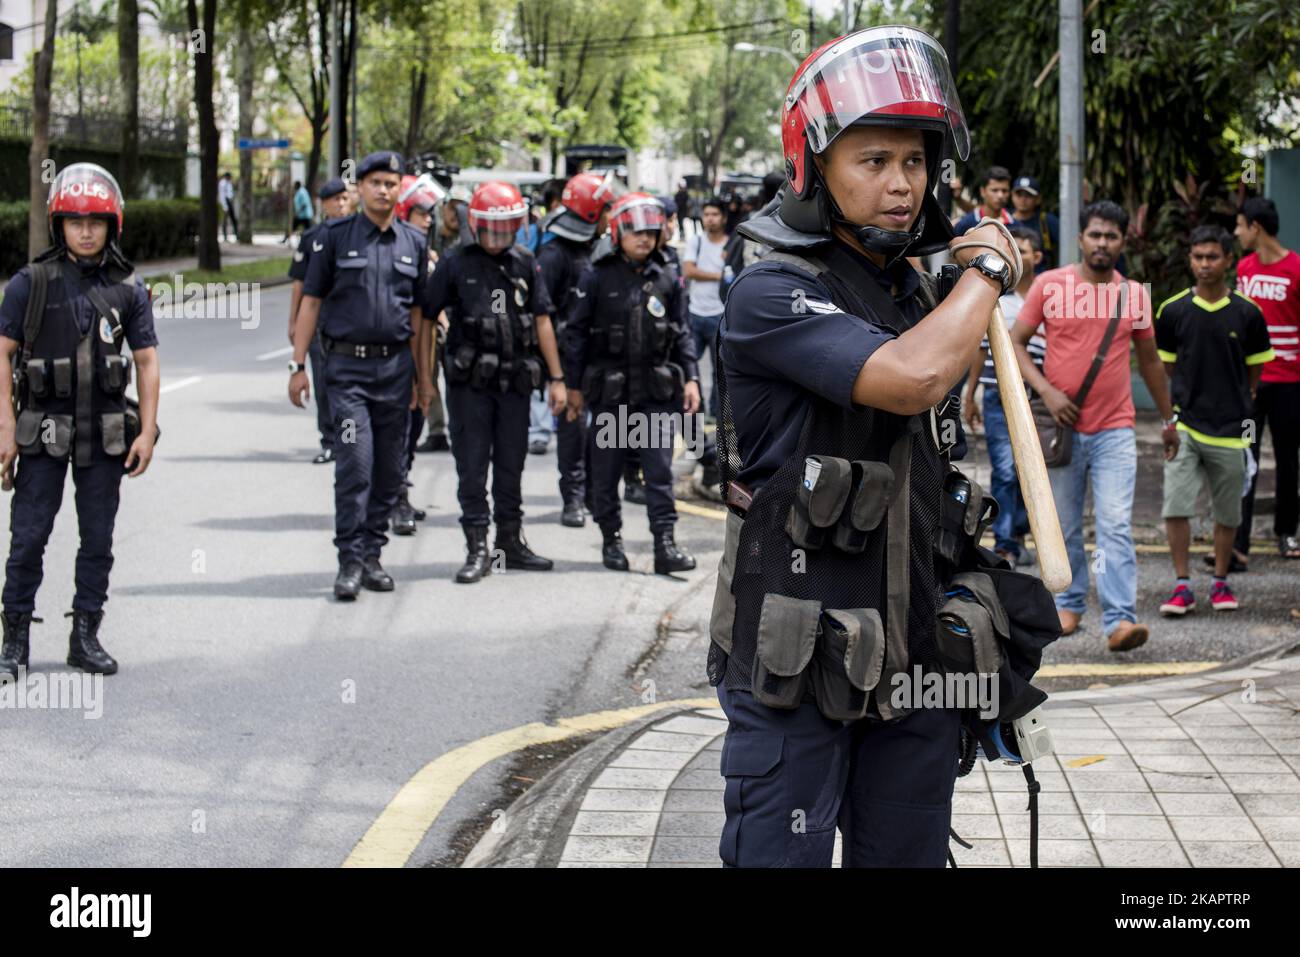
{"left": 329, "top": 0, "right": 344, "bottom": 179}
{"left": 1058, "top": 0, "right": 1084, "bottom": 266}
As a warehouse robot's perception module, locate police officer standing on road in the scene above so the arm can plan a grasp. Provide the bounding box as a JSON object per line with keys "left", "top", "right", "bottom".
{"left": 0, "top": 163, "right": 160, "bottom": 676}
{"left": 708, "top": 28, "right": 1031, "bottom": 867}
{"left": 289, "top": 151, "right": 430, "bottom": 600}
{"left": 536, "top": 171, "right": 615, "bottom": 527}
{"left": 421, "top": 181, "right": 567, "bottom": 584}
{"left": 288, "top": 176, "right": 353, "bottom": 465}
{"left": 564, "top": 193, "right": 701, "bottom": 574}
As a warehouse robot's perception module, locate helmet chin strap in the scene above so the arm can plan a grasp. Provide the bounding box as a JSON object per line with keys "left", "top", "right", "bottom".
{"left": 825, "top": 186, "right": 928, "bottom": 269}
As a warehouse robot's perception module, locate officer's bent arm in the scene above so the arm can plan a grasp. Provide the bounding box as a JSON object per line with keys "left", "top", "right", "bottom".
{"left": 850, "top": 269, "right": 1001, "bottom": 415}
{"left": 293, "top": 296, "right": 322, "bottom": 366}
{"left": 133, "top": 345, "right": 161, "bottom": 440}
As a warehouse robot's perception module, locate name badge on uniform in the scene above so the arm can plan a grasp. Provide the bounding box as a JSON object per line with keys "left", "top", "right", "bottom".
{"left": 347, "top": 250, "right": 358, "bottom": 257}
{"left": 646, "top": 296, "right": 666, "bottom": 318}
{"left": 401, "top": 255, "right": 412, "bottom": 264}
{"left": 99, "top": 316, "right": 115, "bottom": 344}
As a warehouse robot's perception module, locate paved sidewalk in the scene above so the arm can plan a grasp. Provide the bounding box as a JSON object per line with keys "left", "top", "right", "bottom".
{"left": 549, "top": 656, "right": 1300, "bottom": 868}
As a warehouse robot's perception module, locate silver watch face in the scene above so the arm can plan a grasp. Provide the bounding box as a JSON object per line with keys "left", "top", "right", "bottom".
{"left": 288, "top": 360, "right": 301, "bottom": 373}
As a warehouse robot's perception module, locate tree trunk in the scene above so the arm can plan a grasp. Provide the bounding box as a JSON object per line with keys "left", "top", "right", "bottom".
{"left": 189, "top": 0, "right": 220, "bottom": 271}
{"left": 118, "top": 0, "right": 140, "bottom": 197}
{"left": 28, "top": 0, "right": 59, "bottom": 259}
{"left": 237, "top": 7, "right": 254, "bottom": 244}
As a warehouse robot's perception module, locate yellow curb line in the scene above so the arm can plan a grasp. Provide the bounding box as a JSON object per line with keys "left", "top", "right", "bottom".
{"left": 1037, "top": 661, "right": 1220, "bottom": 677}
{"left": 341, "top": 697, "right": 718, "bottom": 868}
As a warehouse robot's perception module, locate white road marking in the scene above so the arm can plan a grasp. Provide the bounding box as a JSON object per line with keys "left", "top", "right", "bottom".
{"left": 256, "top": 346, "right": 295, "bottom": 361}
{"left": 159, "top": 376, "right": 202, "bottom": 395}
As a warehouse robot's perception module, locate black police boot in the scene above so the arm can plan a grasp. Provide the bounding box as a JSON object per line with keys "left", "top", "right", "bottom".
{"left": 624, "top": 474, "right": 647, "bottom": 506}
{"left": 601, "top": 527, "right": 629, "bottom": 571}
{"left": 416, "top": 433, "right": 449, "bottom": 453}
{"left": 456, "top": 526, "right": 491, "bottom": 584}
{"left": 392, "top": 491, "right": 417, "bottom": 536}
{"left": 362, "top": 555, "right": 395, "bottom": 592}
{"left": 561, "top": 499, "right": 586, "bottom": 528}
{"left": 494, "top": 523, "right": 554, "bottom": 571}
{"left": 653, "top": 527, "right": 696, "bottom": 575}
{"left": 334, "top": 560, "right": 364, "bottom": 600}
{"left": 66, "top": 610, "right": 118, "bottom": 675}
{"left": 1, "top": 611, "right": 32, "bottom": 678}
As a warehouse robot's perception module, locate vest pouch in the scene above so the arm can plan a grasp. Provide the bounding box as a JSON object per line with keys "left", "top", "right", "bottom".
{"left": 470, "top": 352, "right": 500, "bottom": 392}
{"left": 647, "top": 364, "right": 676, "bottom": 403}
{"left": 784, "top": 455, "right": 852, "bottom": 550}
{"left": 460, "top": 314, "right": 481, "bottom": 344}
{"left": 448, "top": 344, "right": 476, "bottom": 384}
{"left": 580, "top": 365, "right": 604, "bottom": 405}
{"left": 14, "top": 408, "right": 44, "bottom": 454}
{"left": 24, "top": 359, "right": 49, "bottom": 398}
{"left": 518, "top": 312, "right": 538, "bottom": 349}
{"left": 52, "top": 358, "right": 73, "bottom": 398}
{"left": 810, "top": 607, "right": 885, "bottom": 721}
{"left": 606, "top": 322, "right": 625, "bottom": 356}
{"left": 602, "top": 369, "right": 626, "bottom": 405}
{"left": 709, "top": 510, "right": 744, "bottom": 655}
{"left": 513, "top": 357, "right": 542, "bottom": 396}
{"left": 100, "top": 412, "right": 128, "bottom": 456}
{"left": 478, "top": 315, "right": 499, "bottom": 350}
{"left": 830, "top": 460, "right": 895, "bottom": 553}
{"left": 935, "top": 471, "right": 994, "bottom": 567}
{"left": 651, "top": 318, "right": 669, "bottom": 352}
{"left": 99, "top": 354, "right": 131, "bottom": 394}
{"left": 752, "top": 593, "right": 821, "bottom": 709}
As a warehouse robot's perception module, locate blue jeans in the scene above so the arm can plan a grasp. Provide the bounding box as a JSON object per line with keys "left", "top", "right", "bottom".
{"left": 983, "top": 387, "right": 1029, "bottom": 555}
{"left": 528, "top": 389, "right": 553, "bottom": 447}
{"left": 691, "top": 310, "right": 722, "bottom": 418}
{"left": 1048, "top": 426, "right": 1138, "bottom": 635}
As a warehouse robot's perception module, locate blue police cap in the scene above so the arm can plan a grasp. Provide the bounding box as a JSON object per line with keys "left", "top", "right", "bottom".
{"left": 1012, "top": 175, "right": 1040, "bottom": 196}
{"left": 317, "top": 177, "right": 346, "bottom": 200}
{"left": 356, "top": 151, "right": 404, "bottom": 181}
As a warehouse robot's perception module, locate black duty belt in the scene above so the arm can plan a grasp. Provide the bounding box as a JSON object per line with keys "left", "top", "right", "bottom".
{"left": 324, "top": 338, "right": 402, "bottom": 359}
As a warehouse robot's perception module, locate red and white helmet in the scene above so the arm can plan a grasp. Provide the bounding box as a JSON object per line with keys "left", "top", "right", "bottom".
{"left": 782, "top": 25, "right": 968, "bottom": 198}
{"left": 545, "top": 171, "right": 620, "bottom": 242}
{"left": 608, "top": 193, "right": 665, "bottom": 245}
{"left": 468, "top": 181, "right": 528, "bottom": 248}
{"left": 395, "top": 173, "right": 442, "bottom": 222}
{"left": 48, "top": 163, "right": 125, "bottom": 243}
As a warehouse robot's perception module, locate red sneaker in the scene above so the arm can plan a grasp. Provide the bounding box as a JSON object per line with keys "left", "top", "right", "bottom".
{"left": 1159, "top": 584, "right": 1196, "bottom": 616}
{"left": 1210, "top": 580, "right": 1239, "bottom": 611}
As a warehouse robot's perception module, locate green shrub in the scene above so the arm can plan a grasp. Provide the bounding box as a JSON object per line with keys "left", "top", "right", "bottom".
{"left": 0, "top": 198, "right": 199, "bottom": 276}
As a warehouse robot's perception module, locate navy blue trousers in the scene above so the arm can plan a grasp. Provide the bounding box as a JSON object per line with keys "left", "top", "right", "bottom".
{"left": 716, "top": 685, "right": 961, "bottom": 867}
{"left": 556, "top": 407, "right": 588, "bottom": 505}
{"left": 325, "top": 350, "right": 413, "bottom": 563}
{"left": 446, "top": 383, "right": 529, "bottom": 527}
{"left": 308, "top": 334, "right": 334, "bottom": 452}
{"left": 588, "top": 401, "right": 677, "bottom": 532}
{"left": 3, "top": 451, "right": 125, "bottom": 614}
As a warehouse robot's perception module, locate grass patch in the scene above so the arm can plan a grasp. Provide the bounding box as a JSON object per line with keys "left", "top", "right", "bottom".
{"left": 144, "top": 256, "right": 293, "bottom": 287}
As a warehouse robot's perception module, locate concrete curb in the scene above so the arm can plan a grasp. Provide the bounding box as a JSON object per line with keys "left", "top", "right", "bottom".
{"left": 462, "top": 704, "right": 704, "bottom": 868}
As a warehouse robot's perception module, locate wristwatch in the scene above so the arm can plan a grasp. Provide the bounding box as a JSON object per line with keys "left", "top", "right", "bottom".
{"left": 288, "top": 359, "right": 306, "bottom": 374}
{"left": 547, "top": 375, "right": 565, "bottom": 384}
{"left": 1162, "top": 414, "right": 1179, "bottom": 430}
{"left": 966, "top": 252, "right": 1012, "bottom": 294}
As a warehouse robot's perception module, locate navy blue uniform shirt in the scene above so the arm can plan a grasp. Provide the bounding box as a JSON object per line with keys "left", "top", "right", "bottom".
{"left": 423, "top": 243, "right": 554, "bottom": 330}
{"left": 302, "top": 211, "right": 427, "bottom": 343}
{"left": 721, "top": 248, "right": 923, "bottom": 491}
{"left": 0, "top": 260, "right": 157, "bottom": 350}
{"left": 288, "top": 222, "right": 324, "bottom": 282}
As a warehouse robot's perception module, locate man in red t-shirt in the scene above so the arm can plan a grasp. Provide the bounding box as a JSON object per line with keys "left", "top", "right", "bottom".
{"left": 1230, "top": 197, "right": 1300, "bottom": 565}
{"left": 1011, "top": 201, "right": 1179, "bottom": 652}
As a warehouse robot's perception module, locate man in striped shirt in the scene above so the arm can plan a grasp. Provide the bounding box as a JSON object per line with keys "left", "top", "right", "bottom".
{"left": 963, "top": 226, "right": 1046, "bottom": 565}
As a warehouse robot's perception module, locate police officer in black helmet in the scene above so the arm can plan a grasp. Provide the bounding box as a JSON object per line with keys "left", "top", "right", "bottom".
{"left": 289, "top": 151, "right": 429, "bottom": 600}
{"left": 709, "top": 28, "right": 1029, "bottom": 867}
{"left": 420, "top": 180, "right": 567, "bottom": 584}
{"left": 0, "top": 163, "right": 160, "bottom": 676}
{"left": 288, "top": 176, "right": 353, "bottom": 465}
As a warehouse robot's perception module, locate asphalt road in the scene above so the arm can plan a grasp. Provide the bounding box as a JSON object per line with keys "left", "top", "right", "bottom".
{"left": 1, "top": 279, "right": 1297, "bottom": 867}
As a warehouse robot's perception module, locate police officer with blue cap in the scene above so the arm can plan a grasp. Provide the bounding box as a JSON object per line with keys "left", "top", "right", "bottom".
{"left": 288, "top": 176, "right": 354, "bottom": 464}
{"left": 289, "top": 151, "right": 430, "bottom": 600}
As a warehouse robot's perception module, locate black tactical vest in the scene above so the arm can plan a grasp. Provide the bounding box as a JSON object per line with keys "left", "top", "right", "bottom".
{"left": 709, "top": 247, "right": 951, "bottom": 722}
{"left": 443, "top": 246, "right": 542, "bottom": 395}
{"left": 15, "top": 258, "right": 137, "bottom": 465}
{"left": 580, "top": 252, "right": 683, "bottom": 407}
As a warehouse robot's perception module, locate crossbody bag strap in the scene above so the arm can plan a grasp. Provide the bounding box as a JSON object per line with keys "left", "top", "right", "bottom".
{"left": 1072, "top": 282, "right": 1127, "bottom": 407}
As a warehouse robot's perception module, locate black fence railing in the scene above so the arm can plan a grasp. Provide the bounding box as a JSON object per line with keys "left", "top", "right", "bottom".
{"left": 0, "top": 105, "right": 186, "bottom": 153}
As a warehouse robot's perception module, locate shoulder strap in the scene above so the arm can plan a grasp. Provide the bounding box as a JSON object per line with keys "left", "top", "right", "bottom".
{"left": 1073, "top": 282, "right": 1128, "bottom": 406}
{"left": 59, "top": 260, "right": 126, "bottom": 346}
{"left": 20, "top": 262, "right": 53, "bottom": 364}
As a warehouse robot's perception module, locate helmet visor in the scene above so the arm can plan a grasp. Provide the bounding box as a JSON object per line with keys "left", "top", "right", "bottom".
{"left": 614, "top": 198, "right": 665, "bottom": 234}
{"left": 787, "top": 25, "right": 969, "bottom": 162}
{"left": 48, "top": 163, "right": 124, "bottom": 220}
{"left": 401, "top": 172, "right": 447, "bottom": 207}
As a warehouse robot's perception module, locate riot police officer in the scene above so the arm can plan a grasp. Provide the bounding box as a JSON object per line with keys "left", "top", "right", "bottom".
{"left": 0, "top": 163, "right": 160, "bottom": 676}
{"left": 564, "top": 193, "right": 701, "bottom": 574}
{"left": 421, "top": 181, "right": 567, "bottom": 584}
{"left": 388, "top": 174, "right": 441, "bottom": 535}
{"left": 289, "top": 151, "right": 429, "bottom": 600}
{"left": 289, "top": 176, "right": 353, "bottom": 465}
{"left": 536, "top": 171, "right": 615, "bottom": 527}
